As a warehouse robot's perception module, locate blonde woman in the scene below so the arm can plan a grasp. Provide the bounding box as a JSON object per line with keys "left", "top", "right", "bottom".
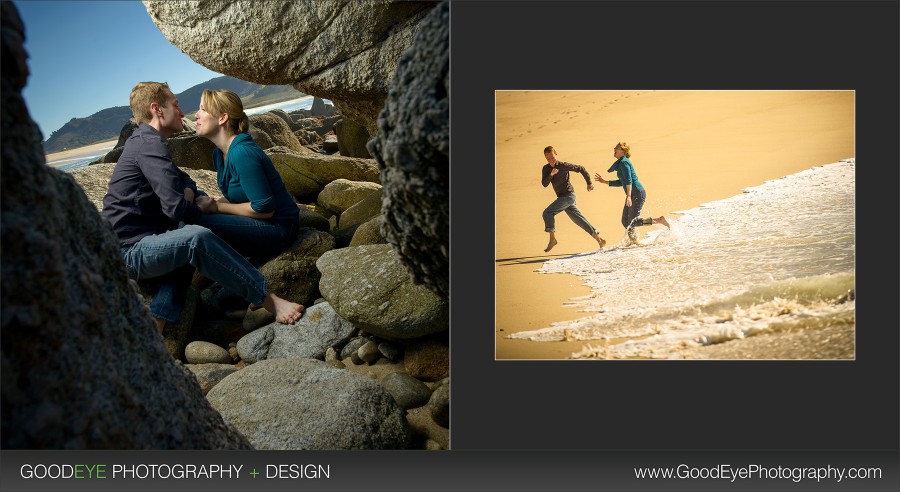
{"left": 594, "top": 142, "right": 668, "bottom": 244}
{"left": 194, "top": 89, "right": 300, "bottom": 266}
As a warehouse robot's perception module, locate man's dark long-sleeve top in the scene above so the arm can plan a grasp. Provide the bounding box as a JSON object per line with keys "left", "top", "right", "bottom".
{"left": 541, "top": 161, "right": 593, "bottom": 197}
{"left": 102, "top": 123, "right": 204, "bottom": 247}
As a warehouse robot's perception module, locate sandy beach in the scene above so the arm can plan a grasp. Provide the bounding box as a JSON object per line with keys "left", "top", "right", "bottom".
{"left": 45, "top": 138, "right": 118, "bottom": 167}
{"left": 495, "top": 90, "right": 855, "bottom": 360}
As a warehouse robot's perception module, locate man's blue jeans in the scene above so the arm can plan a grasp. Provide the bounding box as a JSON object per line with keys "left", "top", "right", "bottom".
{"left": 122, "top": 224, "right": 268, "bottom": 323}
{"left": 197, "top": 214, "right": 298, "bottom": 267}
{"left": 542, "top": 194, "right": 597, "bottom": 235}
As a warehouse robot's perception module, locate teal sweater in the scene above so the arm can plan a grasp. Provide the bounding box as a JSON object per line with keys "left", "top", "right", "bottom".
{"left": 607, "top": 156, "right": 644, "bottom": 192}
{"left": 212, "top": 133, "right": 299, "bottom": 223}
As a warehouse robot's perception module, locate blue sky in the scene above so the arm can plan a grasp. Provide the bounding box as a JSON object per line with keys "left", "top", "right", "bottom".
{"left": 15, "top": 0, "right": 224, "bottom": 140}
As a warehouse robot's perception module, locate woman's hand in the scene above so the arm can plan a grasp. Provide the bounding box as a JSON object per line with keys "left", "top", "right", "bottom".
{"left": 594, "top": 173, "right": 607, "bottom": 184}
{"left": 196, "top": 195, "right": 219, "bottom": 214}
{"left": 624, "top": 196, "right": 632, "bottom": 207}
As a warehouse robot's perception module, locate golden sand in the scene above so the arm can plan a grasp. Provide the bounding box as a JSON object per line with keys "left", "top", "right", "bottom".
{"left": 495, "top": 90, "right": 855, "bottom": 359}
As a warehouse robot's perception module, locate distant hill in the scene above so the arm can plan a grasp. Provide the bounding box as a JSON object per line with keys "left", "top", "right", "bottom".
{"left": 43, "top": 76, "right": 304, "bottom": 153}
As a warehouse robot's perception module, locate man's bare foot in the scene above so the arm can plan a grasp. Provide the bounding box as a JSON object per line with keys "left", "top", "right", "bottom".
{"left": 544, "top": 238, "right": 558, "bottom": 252}
{"left": 656, "top": 216, "right": 670, "bottom": 229}
{"left": 262, "top": 293, "right": 304, "bottom": 324}
{"left": 592, "top": 232, "right": 606, "bottom": 249}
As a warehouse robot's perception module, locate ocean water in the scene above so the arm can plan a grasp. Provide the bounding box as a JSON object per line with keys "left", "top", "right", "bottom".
{"left": 46, "top": 96, "right": 328, "bottom": 171}
{"left": 508, "top": 159, "right": 856, "bottom": 360}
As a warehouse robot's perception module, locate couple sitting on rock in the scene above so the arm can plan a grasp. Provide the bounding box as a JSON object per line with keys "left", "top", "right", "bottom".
{"left": 102, "top": 81, "right": 303, "bottom": 333}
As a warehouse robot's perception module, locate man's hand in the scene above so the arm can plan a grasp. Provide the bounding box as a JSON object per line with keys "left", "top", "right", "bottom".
{"left": 183, "top": 188, "right": 196, "bottom": 203}
{"left": 587, "top": 183, "right": 595, "bottom": 191}
{"left": 196, "top": 195, "right": 218, "bottom": 214}
{"left": 549, "top": 168, "right": 559, "bottom": 176}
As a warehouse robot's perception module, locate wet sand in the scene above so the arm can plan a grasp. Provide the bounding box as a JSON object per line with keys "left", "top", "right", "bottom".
{"left": 495, "top": 90, "right": 855, "bottom": 360}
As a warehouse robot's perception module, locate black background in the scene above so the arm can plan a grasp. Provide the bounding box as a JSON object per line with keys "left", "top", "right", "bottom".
{"left": 450, "top": 0, "right": 899, "bottom": 451}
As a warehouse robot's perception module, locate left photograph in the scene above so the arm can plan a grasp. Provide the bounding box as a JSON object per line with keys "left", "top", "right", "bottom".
{"left": 1, "top": 0, "right": 448, "bottom": 450}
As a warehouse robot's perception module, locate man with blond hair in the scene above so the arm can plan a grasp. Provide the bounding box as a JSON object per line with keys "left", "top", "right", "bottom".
{"left": 102, "top": 82, "right": 303, "bottom": 333}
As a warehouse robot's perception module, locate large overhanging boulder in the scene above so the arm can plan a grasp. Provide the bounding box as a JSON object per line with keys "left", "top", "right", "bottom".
{"left": 142, "top": 0, "right": 437, "bottom": 132}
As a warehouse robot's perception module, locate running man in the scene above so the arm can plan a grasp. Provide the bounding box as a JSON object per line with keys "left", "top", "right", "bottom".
{"left": 540, "top": 145, "right": 606, "bottom": 252}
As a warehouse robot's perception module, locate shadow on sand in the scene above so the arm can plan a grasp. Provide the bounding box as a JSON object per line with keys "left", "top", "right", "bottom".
{"left": 496, "top": 250, "right": 601, "bottom": 267}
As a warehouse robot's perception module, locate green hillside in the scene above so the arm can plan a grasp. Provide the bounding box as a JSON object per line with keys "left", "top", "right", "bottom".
{"left": 43, "top": 76, "right": 304, "bottom": 153}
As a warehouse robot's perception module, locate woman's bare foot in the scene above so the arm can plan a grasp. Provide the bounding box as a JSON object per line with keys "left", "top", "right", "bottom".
{"left": 154, "top": 318, "right": 166, "bottom": 334}
{"left": 544, "top": 237, "right": 558, "bottom": 252}
{"left": 655, "top": 216, "right": 670, "bottom": 229}
{"left": 262, "top": 293, "right": 304, "bottom": 324}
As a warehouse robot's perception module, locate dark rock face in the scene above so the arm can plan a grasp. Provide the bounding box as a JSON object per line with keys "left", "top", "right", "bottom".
{"left": 0, "top": 2, "right": 251, "bottom": 449}
{"left": 115, "top": 118, "right": 140, "bottom": 148}
{"left": 368, "top": 1, "right": 449, "bottom": 297}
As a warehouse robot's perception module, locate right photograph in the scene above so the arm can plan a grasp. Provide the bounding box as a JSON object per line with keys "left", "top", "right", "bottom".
{"left": 496, "top": 90, "right": 855, "bottom": 360}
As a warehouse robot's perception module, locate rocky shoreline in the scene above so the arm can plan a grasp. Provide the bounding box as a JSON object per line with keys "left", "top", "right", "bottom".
{"left": 2, "top": 0, "right": 449, "bottom": 450}
{"left": 67, "top": 96, "right": 449, "bottom": 449}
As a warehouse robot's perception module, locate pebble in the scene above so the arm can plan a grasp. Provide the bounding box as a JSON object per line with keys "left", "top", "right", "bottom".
{"left": 358, "top": 341, "right": 381, "bottom": 364}
{"left": 340, "top": 337, "right": 368, "bottom": 360}
{"left": 378, "top": 342, "right": 400, "bottom": 361}
{"left": 184, "top": 341, "right": 232, "bottom": 365}
{"left": 380, "top": 372, "right": 431, "bottom": 410}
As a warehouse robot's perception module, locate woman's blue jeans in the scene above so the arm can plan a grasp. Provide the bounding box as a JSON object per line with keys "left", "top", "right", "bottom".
{"left": 197, "top": 214, "right": 299, "bottom": 267}
{"left": 121, "top": 224, "right": 268, "bottom": 323}
{"left": 542, "top": 194, "right": 597, "bottom": 235}
{"left": 622, "top": 188, "right": 647, "bottom": 239}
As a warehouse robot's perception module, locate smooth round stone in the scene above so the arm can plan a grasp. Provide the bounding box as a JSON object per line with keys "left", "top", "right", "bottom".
{"left": 380, "top": 372, "right": 431, "bottom": 410}
{"left": 378, "top": 342, "right": 400, "bottom": 361}
{"left": 185, "top": 341, "right": 232, "bottom": 365}
{"left": 358, "top": 341, "right": 381, "bottom": 364}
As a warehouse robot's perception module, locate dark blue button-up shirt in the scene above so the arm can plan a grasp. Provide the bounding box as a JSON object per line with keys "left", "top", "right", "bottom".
{"left": 102, "top": 124, "right": 203, "bottom": 246}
